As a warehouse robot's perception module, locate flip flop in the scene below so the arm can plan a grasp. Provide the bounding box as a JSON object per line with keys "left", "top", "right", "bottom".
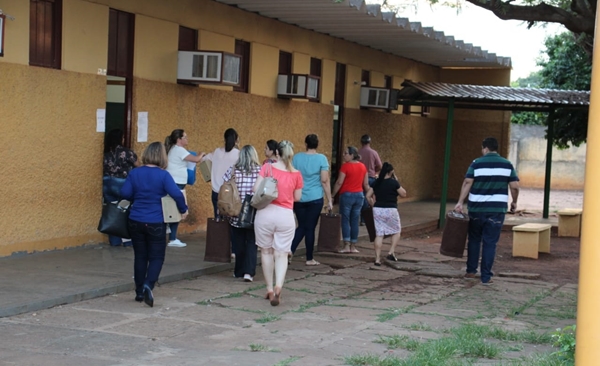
{"left": 305, "top": 260, "right": 320, "bottom": 266}
{"left": 374, "top": 262, "right": 381, "bottom": 266}
{"left": 350, "top": 248, "right": 360, "bottom": 253}
{"left": 338, "top": 249, "right": 351, "bottom": 254}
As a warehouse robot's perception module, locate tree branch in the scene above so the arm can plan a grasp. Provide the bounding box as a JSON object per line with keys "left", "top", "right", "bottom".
{"left": 465, "top": 0, "right": 595, "bottom": 36}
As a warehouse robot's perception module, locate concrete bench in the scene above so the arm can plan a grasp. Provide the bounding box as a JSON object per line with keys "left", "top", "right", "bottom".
{"left": 512, "top": 223, "right": 552, "bottom": 259}
{"left": 557, "top": 208, "right": 583, "bottom": 237}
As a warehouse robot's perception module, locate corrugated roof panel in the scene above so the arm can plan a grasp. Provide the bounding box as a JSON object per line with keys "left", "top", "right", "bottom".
{"left": 212, "top": 0, "right": 511, "bottom": 68}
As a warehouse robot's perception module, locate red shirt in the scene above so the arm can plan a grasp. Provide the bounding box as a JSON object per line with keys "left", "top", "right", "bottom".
{"left": 339, "top": 162, "right": 367, "bottom": 194}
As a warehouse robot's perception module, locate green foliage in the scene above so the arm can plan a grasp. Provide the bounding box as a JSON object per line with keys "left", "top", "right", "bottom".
{"left": 551, "top": 325, "right": 576, "bottom": 364}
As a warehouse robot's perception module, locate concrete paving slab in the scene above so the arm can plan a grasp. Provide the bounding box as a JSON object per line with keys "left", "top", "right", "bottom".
{"left": 395, "top": 252, "right": 454, "bottom": 263}
{"left": 498, "top": 271, "right": 541, "bottom": 279}
{"left": 415, "top": 268, "right": 464, "bottom": 278}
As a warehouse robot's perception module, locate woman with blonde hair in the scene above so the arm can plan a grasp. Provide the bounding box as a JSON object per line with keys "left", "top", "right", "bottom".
{"left": 253, "top": 140, "right": 303, "bottom": 306}
{"left": 121, "top": 142, "right": 188, "bottom": 307}
{"left": 222, "top": 145, "right": 261, "bottom": 282}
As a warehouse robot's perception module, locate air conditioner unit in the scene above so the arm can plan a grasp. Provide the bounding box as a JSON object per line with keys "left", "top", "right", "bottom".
{"left": 277, "top": 74, "right": 320, "bottom": 100}
{"left": 177, "top": 50, "right": 241, "bottom": 86}
{"left": 360, "top": 87, "right": 399, "bottom": 110}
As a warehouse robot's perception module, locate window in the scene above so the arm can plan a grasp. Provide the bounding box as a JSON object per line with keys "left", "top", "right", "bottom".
{"left": 309, "top": 57, "right": 322, "bottom": 102}
{"left": 178, "top": 26, "right": 197, "bottom": 51}
{"left": 279, "top": 51, "right": 292, "bottom": 75}
{"left": 234, "top": 40, "right": 250, "bottom": 93}
{"left": 107, "top": 9, "right": 134, "bottom": 78}
{"left": 362, "top": 70, "right": 370, "bottom": 86}
{"left": 385, "top": 75, "right": 392, "bottom": 89}
{"left": 29, "top": 0, "right": 62, "bottom": 68}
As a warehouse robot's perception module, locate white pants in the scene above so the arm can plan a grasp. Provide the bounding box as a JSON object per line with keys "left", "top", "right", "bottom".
{"left": 254, "top": 204, "right": 295, "bottom": 252}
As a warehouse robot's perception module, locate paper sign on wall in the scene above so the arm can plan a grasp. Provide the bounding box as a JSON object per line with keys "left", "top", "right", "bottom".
{"left": 137, "top": 112, "right": 148, "bottom": 142}
{"left": 96, "top": 109, "right": 106, "bottom": 132}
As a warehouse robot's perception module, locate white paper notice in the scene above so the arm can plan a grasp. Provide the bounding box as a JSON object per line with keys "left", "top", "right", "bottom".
{"left": 137, "top": 112, "right": 148, "bottom": 142}
{"left": 96, "top": 109, "right": 106, "bottom": 132}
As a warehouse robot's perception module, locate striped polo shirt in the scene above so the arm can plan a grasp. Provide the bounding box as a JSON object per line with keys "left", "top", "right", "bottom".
{"left": 465, "top": 152, "right": 519, "bottom": 213}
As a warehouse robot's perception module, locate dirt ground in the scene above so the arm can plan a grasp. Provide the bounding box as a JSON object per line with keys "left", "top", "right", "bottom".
{"left": 416, "top": 188, "right": 582, "bottom": 286}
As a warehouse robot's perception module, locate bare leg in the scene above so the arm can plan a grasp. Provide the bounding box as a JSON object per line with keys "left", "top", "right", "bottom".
{"left": 261, "top": 248, "right": 274, "bottom": 297}
{"left": 374, "top": 236, "right": 383, "bottom": 264}
{"left": 388, "top": 232, "right": 401, "bottom": 256}
{"left": 274, "top": 250, "right": 288, "bottom": 289}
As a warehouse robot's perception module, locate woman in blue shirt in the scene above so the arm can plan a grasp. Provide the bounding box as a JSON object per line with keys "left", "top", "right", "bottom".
{"left": 290, "top": 134, "right": 333, "bottom": 265}
{"left": 121, "top": 142, "right": 188, "bottom": 307}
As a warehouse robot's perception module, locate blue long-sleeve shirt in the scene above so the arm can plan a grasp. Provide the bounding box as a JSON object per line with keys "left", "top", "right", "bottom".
{"left": 120, "top": 166, "right": 188, "bottom": 223}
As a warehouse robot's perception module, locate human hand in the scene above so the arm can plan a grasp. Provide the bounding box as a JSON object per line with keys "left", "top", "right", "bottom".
{"left": 454, "top": 203, "right": 463, "bottom": 214}
{"left": 327, "top": 201, "right": 333, "bottom": 212}
{"left": 181, "top": 211, "right": 189, "bottom": 220}
{"left": 510, "top": 202, "right": 517, "bottom": 213}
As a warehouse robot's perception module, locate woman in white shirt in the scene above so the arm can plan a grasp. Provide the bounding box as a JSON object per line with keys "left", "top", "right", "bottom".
{"left": 164, "top": 129, "right": 205, "bottom": 247}
{"left": 203, "top": 128, "right": 240, "bottom": 217}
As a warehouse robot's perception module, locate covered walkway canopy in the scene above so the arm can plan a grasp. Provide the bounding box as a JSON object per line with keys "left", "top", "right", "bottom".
{"left": 397, "top": 81, "right": 590, "bottom": 226}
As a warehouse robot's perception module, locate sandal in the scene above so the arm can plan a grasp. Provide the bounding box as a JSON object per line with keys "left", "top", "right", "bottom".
{"left": 271, "top": 287, "right": 282, "bottom": 306}
{"left": 350, "top": 245, "right": 360, "bottom": 253}
{"left": 305, "top": 259, "right": 320, "bottom": 266}
{"left": 386, "top": 253, "right": 397, "bottom": 262}
{"left": 338, "top": 248, "right": 351, "bottom": 254}
{"left": 265, "top": 291, "right": 274, "bottom": 301}
{"left": 374, "top": 261, "right": 381, "bottom": 266}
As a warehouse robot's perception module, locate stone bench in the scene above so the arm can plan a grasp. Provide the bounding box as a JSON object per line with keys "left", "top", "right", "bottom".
{"left": 557, "top": 208, "right": 583, "bottom": 237}
{"left": 512, "top": 223, "right": 552, "bottom": 259}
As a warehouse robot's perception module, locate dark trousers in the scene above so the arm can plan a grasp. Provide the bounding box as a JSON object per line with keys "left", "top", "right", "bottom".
{"left": 231, "top": 226, "right": 257, "bottom": 277}
{"left": 466, "top": 212, "right": 505, "bottom": 283}
{"left": 361, "top": 177, "right": 377, "bottom": 223}
{"left": 168, "top": 184, "right": 186, "bottom": 241}
{"left": 211, "top": 190, "right": 219, "bottom": 218}
{"left": 129, "top": 219, "right": 167, "bottom": 295}
{"left": 291, "top": 198, "right": 324, "bottom": 261}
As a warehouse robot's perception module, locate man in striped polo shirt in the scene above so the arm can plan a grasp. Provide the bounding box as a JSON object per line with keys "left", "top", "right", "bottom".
{"left": 454, "top": 137, "right": 520, "bottom": 285}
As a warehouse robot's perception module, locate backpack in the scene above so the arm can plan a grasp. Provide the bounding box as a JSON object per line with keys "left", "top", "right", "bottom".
{"left": 217, "top": 171, "right": 242, "bottom": 217}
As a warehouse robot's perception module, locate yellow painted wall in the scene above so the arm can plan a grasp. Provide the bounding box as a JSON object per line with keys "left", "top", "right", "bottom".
{"left": 0, "top": 0, "right": 511, "bottom": 256}
{"left": 0, "top": 63, "right": 106, "bottom": 256}
{"left": 63, "top": 0, "right": 109, "bottom": 74}
{"left": 370, "top": 71, "right": 385, "bottom": 88}
{"left": 321, "top": 59, "right": 336, "bottom": 105}
{"left": 134, "top": 15, "right": 178, "bottom": 83}
{"left": 0, "top": 0, "right": 29, "bottom": 65}
{"left": 249, "top": 42, "right": 278, "bottom": 97}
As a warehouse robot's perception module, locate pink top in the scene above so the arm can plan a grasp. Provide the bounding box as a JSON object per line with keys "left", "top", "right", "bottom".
{"left": 358, "top": 145, "right": 382, "bottom": 178}
{"left": 259, "top": 164, "right": 303, "bottom": 210}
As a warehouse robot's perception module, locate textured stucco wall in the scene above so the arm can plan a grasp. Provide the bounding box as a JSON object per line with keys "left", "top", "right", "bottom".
{"left": 0, "top": 63, "right": 106, "bottom": 256}
{"left": 343, "top": 110, "right": 442, "bottom": 201}
{"left": 131, "top": 78, "right": 334, "bottom": 231}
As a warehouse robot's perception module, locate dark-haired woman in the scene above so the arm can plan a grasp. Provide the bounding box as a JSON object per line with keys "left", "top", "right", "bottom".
{"left": 290, "top": 134, "right": 333, "bottom": 265}
{"left": 332, "top": 146, "right": 369, "bottom": 254}
{"left": 263, "top": 139, "right": 278, "bottom": 165}
{"left": 165, "top": 129, "right": 206, "bottom": 248}
{"left": 366, "top": 162, "right": 407, "bottom": 266}
{"left": 121, "top": 142, "right": 188, "bottom": 307}
{"left": 103, "top": 129, "right": 139, "bottom": 246}
{"left": 203, "top": 128, "right": 240, "bottom": 217}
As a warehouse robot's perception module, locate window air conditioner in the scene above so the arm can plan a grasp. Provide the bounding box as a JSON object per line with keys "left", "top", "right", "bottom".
{"left": 360, "top": 87, "right": 399, "bottom": 110}
{"left": 177, "top": 51, "right": 241, "bottom": 86}
{"left": 277, "top": 74, "right": 320, "bottom": 100}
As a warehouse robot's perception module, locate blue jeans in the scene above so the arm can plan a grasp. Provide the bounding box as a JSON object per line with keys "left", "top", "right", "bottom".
{"left": 102, "top": 176, "right": 127, "bottom": 246}
{"left": 168, "top": 184, "right": 186, "bottom": 241}
{"left": 340, "top": 192, "right": 364, "bottom": 243}
{"left": 128, "top": 219, "right": 167, "bottom": 296}
{"left": 231, "top": 226, "right": 257, "bottom": 277}
{"left": 291, "top": 198, "right": 324, "bottom": 260}
{"left": 361, "top": 177, "right": 376, "bottom": 223}
{"left": 466, "top": 212, "right": 505, "bottom": 283}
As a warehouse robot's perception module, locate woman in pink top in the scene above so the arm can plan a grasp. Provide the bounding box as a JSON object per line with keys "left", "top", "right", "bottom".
{"left": 253, "top": 140, "right": 303, "bottom": 306}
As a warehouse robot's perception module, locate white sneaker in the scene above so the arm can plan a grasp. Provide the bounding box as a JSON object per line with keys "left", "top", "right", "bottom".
{"left": 168, "top": 239, "right": 187, "bottom": 247}
{"left": 243, "top": 274, "right": 253, "bottom": 282}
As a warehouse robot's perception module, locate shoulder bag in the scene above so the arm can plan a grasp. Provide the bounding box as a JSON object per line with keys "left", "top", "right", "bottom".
{"left": 238, "top": 194, "right": 256, "bottom": 228}
{"left": 251, "top": 163, "right": 278, "bottom": 210}
{"left": 98, "top": 200, "right": 131, "bottom": 239}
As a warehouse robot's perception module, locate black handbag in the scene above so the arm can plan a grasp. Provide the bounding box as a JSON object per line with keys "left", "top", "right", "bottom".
{"left": 238, "top": 194, "right": 256, "bottom": 229}
{"left": 98, "top": 200, "right": 131, "bottom": 239}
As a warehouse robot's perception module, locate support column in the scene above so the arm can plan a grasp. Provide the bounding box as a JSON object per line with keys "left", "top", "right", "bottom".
{"left": 439, "top": 99, "right": 455, "bottom": 228}
{"left": 575, "top": 7, "right": 600, "bottom": 364}
{"left": 542, "top": 110, "right": 555, "bottom": 219}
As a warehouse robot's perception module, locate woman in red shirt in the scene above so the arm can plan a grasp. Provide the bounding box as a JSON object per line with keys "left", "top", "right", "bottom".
{"left": 332, "top": 146, "right": 369, "bottom": 254}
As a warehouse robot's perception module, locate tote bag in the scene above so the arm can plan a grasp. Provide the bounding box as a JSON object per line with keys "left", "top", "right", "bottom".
{"left": 98, "top": 200, "right": 131, "bottom": 239}
{"left": 238, "top": 194, "right": 256, "bottom": 229}
{"left": 251, "top": 164, "right": 278, "bottom": 210}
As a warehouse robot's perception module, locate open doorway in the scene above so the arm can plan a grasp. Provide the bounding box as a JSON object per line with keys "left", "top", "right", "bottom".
{"left": 105, "top": 76, "right": 126, "bottom": 135}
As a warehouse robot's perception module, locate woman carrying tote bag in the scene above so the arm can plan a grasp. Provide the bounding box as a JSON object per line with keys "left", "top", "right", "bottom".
{"left": 222, "top": 145, "right": 261, "bottom": 282}
{"left": 120, "top": 142, "right": 188, "bottom": 307}
{"left": 253, "top": 141, "right": 303, "bottom": 306}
